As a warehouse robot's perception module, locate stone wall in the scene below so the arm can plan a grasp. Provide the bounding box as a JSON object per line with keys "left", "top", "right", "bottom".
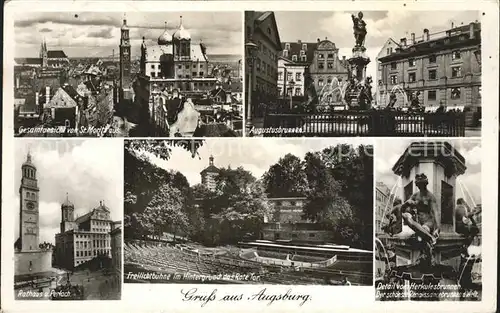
{"left": 15, "top": 250, "right": 53, "bottom": 276}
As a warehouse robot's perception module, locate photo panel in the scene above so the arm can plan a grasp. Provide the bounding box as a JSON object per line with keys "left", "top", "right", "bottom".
{"left": 244, "top": 10, "right": 481, "bottom": 137}
{"left": 374, "top": 139, "right": 482, "bottom": 301}
{"left": 13, "top": 11, "right": 243, "bottom": 138}
{"left": 13, "top": 139, "right": 123, "bottom": 300}
{"left": 124, "top": 138, "right": 373, "bottom": 286}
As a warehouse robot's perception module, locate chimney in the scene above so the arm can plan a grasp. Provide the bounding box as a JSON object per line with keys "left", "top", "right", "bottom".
{"left": 400, "top": 37, "right": 407, "bottom": 46}
{"left": 298, "top": 39, "right": 302, "bottom": 44}
{"left": 342, "top": 56, "right": 346, "bottom": 61}
{"left": 45, "top": 86, "right": 50, "bottom": 105}
{"left": 469, "top": 22, "right": 475, "bottom": 39}
{"left": 411, "top": 33, "right": 415, "bottom": 44}
{"left": 35, "top": 92, "right": 39, "bottom": 106}
{"left": 451, "top": 22, "right": 454, "bottom": 29}
{"left": 423, "top": 29, "right": 430, "bottom": 41}
{"left": 317, "top": 38, "right": 320, "bottom": 43}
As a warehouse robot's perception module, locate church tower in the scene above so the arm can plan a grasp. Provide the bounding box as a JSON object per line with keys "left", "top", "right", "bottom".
{"left": 40, "top": 38, "right": 48, "bottom": 68}
{"left": 18, "top": 152, "right": 40, "bottom": 251}
{"left": 119, "top": 16, "right": 131, "bottom": 100}
{"left": 60, "top": 193, "right": 76, "bottom": 233}
{"left": 173, "top": 16, "right": 191, "bottom": 60}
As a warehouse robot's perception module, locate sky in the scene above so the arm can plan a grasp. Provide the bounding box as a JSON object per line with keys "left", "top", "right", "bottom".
{"left": 274, "top": 10, "right": 481, "bottom": 82}
{"left": 14, "top": 12, "right": 242, "bottom": 58}
{"left": 149, "top": 138, "right": 372, "bottom": 186}
{"left": 13, "top": 139, "right": 123, "bottom": 244}
{"left": 376, "top": 139, "right": 482, "bottom": 205}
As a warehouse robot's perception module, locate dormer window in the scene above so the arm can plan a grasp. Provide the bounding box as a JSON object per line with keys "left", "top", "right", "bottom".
{"left": 452, "top": 50, "right": 461, "bottom": 60}
{"left": 301, "top": 55, "right": 307, "bottom": 62}
{"left": 285, "top": 43, "right": 290, "bottom": 50}
{"left": 292, "top": 55, "right": 298, "bottom": 62}
{"left": 300, "top": 50, "right": 305, "bottom": 56}
{"left": 302, "top": 43, "right": 307, "bottom": 51}
{"left": 283, "top": 50, "right": 288, "bottom": 57}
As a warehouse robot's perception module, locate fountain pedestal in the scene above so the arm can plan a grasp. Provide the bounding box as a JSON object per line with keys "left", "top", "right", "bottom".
{"left": 346, "top": 47, "right": 371, "bottom": 109}
{"left": 381, "top": 142, "right": 471, "bottom": 300}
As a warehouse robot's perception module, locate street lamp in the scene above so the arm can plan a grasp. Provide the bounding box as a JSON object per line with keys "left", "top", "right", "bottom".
{"left": 245, "top": 38, "right": 258, "bottom": 133}
{"left": 288, "top": 80, "right": 296, "bottom": 111}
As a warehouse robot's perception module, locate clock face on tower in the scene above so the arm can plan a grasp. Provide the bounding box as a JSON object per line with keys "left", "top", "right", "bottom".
{"left": 26, "top": 202, "right": 35, "bottom": 210}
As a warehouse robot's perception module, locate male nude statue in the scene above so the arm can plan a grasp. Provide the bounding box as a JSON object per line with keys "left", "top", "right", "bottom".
{"left": 400, "top": 173, "right": 440, "bottom": 246}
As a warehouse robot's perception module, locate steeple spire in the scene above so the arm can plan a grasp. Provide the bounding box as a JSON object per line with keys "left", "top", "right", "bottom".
{"left": 180, "top": 15, "right": 183, "bottom": 27}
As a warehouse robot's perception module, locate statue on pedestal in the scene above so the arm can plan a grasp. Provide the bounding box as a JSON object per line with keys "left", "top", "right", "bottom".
{"left": 351, "top": 12, "right": 367, "bottom": 49}
{"left": 399, "top": 173, "right": 440, "bottom": 265}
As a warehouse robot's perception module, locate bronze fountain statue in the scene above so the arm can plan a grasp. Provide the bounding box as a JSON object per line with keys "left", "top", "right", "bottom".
{"left": 351, "top": 12, "right": 367, "bottom": 49}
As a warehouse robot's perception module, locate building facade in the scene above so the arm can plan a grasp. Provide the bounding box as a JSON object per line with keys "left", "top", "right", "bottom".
{"left": 277, "top": 57, "right": 307, "bottom": 102}
{"left": 110, "top": 222, "right": 122, "bottom": 280}
{"left": 377, "top": 22, "right": 481, "bottom": 110}
{"left": 15, "top": 152, "right": 53, "bottom": 276}
{"left": 279, "top": 39, "right": 349, "bottom": 106}
{"left": 54, "top": 199, "right": 114, "bottom": 270}
{"left": 375, "top": 182, "right": 391, "bottom": 235}
{"left": 261, "top": 197, "right": 334, "bottom": 243}
{"left": 245, "top": 11, "right": 282, "bottom": 117}
{"left": 200, "top": 155, "right": 219, "bottom": 192}
{"left": 375, "top": 38, "right": 400, "bottom": 106}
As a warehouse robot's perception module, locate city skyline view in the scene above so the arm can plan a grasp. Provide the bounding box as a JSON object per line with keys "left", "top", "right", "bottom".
{"left": 275, "top": 10, "right": 480, "bottom": 82}
{"left": 14, "top": 12, "right": 243, "bottom": 58}
{"left": 14, "top": 139, "right": 123, "bottom": 244}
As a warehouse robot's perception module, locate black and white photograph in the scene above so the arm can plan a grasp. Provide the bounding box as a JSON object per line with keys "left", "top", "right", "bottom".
{"left": 13, "top": 12, "right": 243, "bottom": 138}
{"left": 124, "top": 139, "right": 373, "bottom": 285}
{"left": 374, "top": 140, "right": 482, "bottom": 301}
{"left": 13, "top": 140, "right": 122, "bottom": 300}
{"left": 245, "top": 11, "right": 481, "bottom": 137}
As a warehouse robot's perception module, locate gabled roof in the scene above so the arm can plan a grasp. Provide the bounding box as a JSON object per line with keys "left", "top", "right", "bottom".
{"left": 280, "top": 42, "right": 318, "bottom": 64}
{"left": 15, "top": 58, "right": 41, "bottom": 66}
{"left": 253, "top": 11, "right": 282, "bottom": 50}
{"left": 48, "top": 50, "right": 68, "bottom": 59}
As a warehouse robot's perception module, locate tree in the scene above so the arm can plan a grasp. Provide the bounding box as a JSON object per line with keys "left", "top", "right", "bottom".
{"left": 263, "top": 153, "right": 308, "bottom": 198}
{"left": 142, "top": 184, "right": 188, "bottom": 240}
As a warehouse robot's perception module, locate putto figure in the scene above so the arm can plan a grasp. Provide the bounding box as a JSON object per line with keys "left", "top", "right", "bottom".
{"left": 351, "top": 12, "right": 367, "bottom": 48}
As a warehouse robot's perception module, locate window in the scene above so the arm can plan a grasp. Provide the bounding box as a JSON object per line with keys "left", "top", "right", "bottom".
{"left": 327, "top": 53, "right": 334, "bottom": 59}
{"left": 428, "top": 69, "right": 437, "bottom": 80}
{"left": 390, "top": 75, "right": 398, "bottom": 84}
{"left": 318, "top": 79, "right": 324, "bottom": 87}
{"left": 295, "top": 88, "right": 301, "bottom": 96}
{"left": 300, "top": 50, "right": 305, "bottom": 56}
{"left": 199, "top": 71, "right": 204, "bottom": 76}
{"left": 451, "top": 88, "right": 461, "bottom": 99}
{"left": 278, "top": 71, "right": 283, "bottom": 81}
{"left": 151, "top": 64, "right": 155, "bottom": 69}
{"left": 283, "top": 50, "right": 288, "bottom": 57}
{"left": 177, "top": 65, "right": 182, "bottom": 69}
{"left": 327, "top": 77, "right": 332, "bottom": 84}
{"left": 318, "top": 62, "right": 324, "bottom": 69}
{"left": 76, "top": 251, "right": 80, "bottom": 257}
{"left": 428, "top": 90, "right": 437, "bottom": 100}
{"left": 409, "top": 58, "right": 416, "bottom": 67}
{"left": 318, "top": 53, "right": 324, "bottom": 59}
{"left": 309, "top": 233, "right": 316, "bottom": 238}
{"left": 192, "top": 72, "right": 197, "bottom": 77}
{"left": 278, "top": 86, "right": 282, "bottom": 95}
{"left": 301, "top": 55, "right": 307, "bottom": 62}
{"left": 391, "top": 62, "right": 397, "bottom": 70}
{"left": 295, "top": 73, "right": 301, "bottom": 81}
{"left": 287, "top": 72, "right": 293, "bottom": 81}
{"left": 429, "top": 54, "right": 436, "bottom": 63}
{"left": 408, "top": 72, "right": 416, "bottom": 82}
{"left": 451, "top": 66, "right": 462, "bottom": 78}
{"left": 302, "top": 43, "right": 307, "bottom": 51}
{"left": 452, "top": 50, "right": 461, "bottom": 60}
{"left": 292, "top": 234, "right": 298, "bottom": 238}
{"left": 327, "top": 62, "right": 333, "bottom": 69}
{"left": 292, "top": 55, "right": 297, "bottom": 62}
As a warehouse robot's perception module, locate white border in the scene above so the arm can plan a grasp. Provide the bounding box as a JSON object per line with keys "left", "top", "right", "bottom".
{"left": 2, "top": 1, "right": 498, "bottom": 313}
